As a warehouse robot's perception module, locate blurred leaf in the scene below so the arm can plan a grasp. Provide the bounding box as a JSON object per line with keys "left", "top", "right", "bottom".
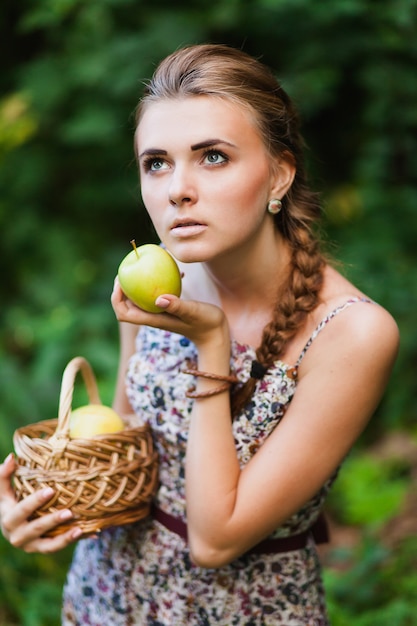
{"left": 328, "top": 452, "right": 410, "bottom": 526}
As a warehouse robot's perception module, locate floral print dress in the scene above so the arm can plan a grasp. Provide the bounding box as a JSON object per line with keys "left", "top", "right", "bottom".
{"left": 63, "top": 298, "right": 370, "bottom": 625}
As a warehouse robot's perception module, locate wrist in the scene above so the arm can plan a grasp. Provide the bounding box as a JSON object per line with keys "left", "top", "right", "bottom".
{"left": 195, "top": 320, "right": 230, "bottom": 351}
{"left": 183, "top": 369, "right": 238, "bottom": 399}
{"left": 196, "top": 340, "right": 230, "bottom": 375}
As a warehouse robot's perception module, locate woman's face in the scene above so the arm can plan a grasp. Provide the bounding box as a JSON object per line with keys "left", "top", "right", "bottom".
{"left": 135, "top": 96, "right": 287, "bottom": 265}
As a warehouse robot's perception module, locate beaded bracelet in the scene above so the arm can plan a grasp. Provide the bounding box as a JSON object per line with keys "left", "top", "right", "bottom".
{"left": 182, "top": 368, "right": 239, "bottom": 398}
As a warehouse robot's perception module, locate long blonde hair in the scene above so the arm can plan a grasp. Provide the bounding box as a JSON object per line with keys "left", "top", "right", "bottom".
{"left": 136, "top": 44, "right": 325, "bottom": 415}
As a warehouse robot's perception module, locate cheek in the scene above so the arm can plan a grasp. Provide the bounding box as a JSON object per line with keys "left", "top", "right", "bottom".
{"left": 141, "top": 182, "right": 163, "bottom": 215}
{"left": 140, "top": 193, "right": 164, "bottom": 237}
{"left": 227, "top": 169, "right": 270, "bottom": 213}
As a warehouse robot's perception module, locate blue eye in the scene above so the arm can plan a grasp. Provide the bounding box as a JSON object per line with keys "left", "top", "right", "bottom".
{"left": 142, "top": 157, "right": 168, "bottom": 172}
{"left": 203, "top": 150, "right": 227, "bottom": 165}
{"left": 150, "top": 159, "right": 167, "bottom": 171}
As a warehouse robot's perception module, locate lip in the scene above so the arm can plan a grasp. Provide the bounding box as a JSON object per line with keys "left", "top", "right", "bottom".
{"left": 170, "top": 218, "right": 207, "bottom": 238}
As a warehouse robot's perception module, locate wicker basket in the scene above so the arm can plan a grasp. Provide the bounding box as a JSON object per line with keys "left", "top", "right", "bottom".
{"left": 13, "top": 356, "right": 159, "bottom": 538}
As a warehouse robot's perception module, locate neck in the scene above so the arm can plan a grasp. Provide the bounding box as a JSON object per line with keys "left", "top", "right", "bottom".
{"left": 203, "top": 230, "right": 291, "bottom": 345}
{"left": 207, "top": 230, "right": 289, "bottom": 299}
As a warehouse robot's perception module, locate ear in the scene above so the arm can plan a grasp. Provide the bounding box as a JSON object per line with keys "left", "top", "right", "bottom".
{"left": 269, "top": 152, "right": 296, "bottom": 199}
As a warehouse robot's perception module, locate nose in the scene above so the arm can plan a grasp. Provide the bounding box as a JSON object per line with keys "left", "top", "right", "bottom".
{"left": 168, "top": 165, "right": 197, "bottom": 207}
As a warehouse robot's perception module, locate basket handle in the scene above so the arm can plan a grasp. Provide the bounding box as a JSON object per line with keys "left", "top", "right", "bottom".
{"left": 49, "top": 357, "right": 102, "bottom": 445}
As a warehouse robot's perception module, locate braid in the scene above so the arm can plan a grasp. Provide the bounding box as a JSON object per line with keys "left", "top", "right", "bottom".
{"left": 231, "top": 225, "right": 325, "bottom": 417}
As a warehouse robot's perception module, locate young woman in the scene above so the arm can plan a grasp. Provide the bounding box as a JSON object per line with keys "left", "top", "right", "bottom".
{"left": 0, "top": 44, "right": 399, "bottom": 625}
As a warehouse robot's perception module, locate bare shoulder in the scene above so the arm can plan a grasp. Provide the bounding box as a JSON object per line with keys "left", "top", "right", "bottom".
{"left": 340, "top": 298, "right": 399, "bottom": 358}
{"left": 304, "top": 265, "right": 400, "bottom": 371}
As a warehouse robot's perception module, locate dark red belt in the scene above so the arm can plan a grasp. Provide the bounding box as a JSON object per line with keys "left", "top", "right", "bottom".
{"left": 153, "top": 506, "right": 329, "bottom": 555}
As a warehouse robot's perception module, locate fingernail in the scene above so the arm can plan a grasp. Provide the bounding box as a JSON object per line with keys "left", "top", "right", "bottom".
{"left": 3, "top": 453, "right": 15, "bottom": 464}
{"left": 42, "top": 487, "right": 54, "bottom": 499}
{"left": 71, "top": 527, "right": 83, "bottom": 540}
{"left": 155, "top": 296, "right": 170, "bottom": 308}
{"left": 59, "top": 509, "right": 73, "bottom": 521}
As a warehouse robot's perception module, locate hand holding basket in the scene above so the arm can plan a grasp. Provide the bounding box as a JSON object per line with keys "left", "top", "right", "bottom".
{"left": 13, "top": 357, "right": 159, "bottom": 538}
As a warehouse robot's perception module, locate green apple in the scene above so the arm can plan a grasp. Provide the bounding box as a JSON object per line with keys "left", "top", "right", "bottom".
{"left": 117, "top": 241, "right": 182, "bottom": 313}
{"left": 69, "top": 404, "right": 125, "bottom": 439}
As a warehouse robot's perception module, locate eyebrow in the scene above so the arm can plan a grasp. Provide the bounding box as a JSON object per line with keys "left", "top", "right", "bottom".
{"left": 191, "top": 139, "right": 236, "bottom": 151}
{"left": 138, "top": 139, "right": 236, "bottom": 160}
{"left": 138, "top": 148, "right": 168, "bottom": 159}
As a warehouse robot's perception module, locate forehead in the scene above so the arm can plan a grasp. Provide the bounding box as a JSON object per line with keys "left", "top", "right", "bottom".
{"left": 136, "top": 96, "right": 262, "bottom": 148}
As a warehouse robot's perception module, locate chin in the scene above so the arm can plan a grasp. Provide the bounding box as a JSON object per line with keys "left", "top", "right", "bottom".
{"left": 173, "top": 252, "right": 207, "bottom": 265}
{"left": 164, "top": 241, "right": 213, "bottom": 265}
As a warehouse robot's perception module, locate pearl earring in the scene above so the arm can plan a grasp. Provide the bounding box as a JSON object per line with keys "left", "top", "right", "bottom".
{"left": 267, "top": 198, "right": 282, "bottom": 215}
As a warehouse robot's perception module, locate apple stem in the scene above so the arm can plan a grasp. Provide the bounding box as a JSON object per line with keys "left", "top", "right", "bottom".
{"left": 130, "top": 239, "right": 139, "bottom": 259}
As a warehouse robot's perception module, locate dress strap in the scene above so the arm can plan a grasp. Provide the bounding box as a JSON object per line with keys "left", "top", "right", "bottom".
{"left": 295, "top": 297, "right": 373, "bottom": 367}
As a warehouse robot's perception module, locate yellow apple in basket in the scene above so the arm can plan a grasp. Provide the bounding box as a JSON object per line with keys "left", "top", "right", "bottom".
{"left": 69, "top": 404, "right": 125, "bottom": 439}
{"left": 118, "top": 241, "right": 182, "bottom": 313}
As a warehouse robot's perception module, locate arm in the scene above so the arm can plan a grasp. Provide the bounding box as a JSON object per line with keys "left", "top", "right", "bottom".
{"left": 111, "top": 286, "right": 399, "bottom": 568}
{"left": 112, "top": 321, "right": 138, "bottom": 419}
{"left": 185, "top": 303, "right": 399, "bottom": 566}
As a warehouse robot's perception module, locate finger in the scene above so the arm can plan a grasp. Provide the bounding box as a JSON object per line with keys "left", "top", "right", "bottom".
{"left": 112, "top": 297, "right": 143, "bottom": 324}
{"left": 2, "top": 486, "right": 55, "bottom": 532}
{"left": 139, "top": 295, "right": 196, "bottom": 326}
{"left": 111, "top": 279, "right": 148, "bottom": 324}
{"left": 0, "top": 452, "right": 17, "bottom": 474}
{"left": 111, "top": 278, "right": 125, "bottom": 307}
{"left": 154, "top": 294, "right": 177, "bottom": 310}
{"left": 155, "top": 295, "right": 223, "bottom": 327}
{"left": 9, "top": 508, "right": 81, "bottom": 552}
{"left": 24, "top": 525, "right": 83, "bottom": 554}
{"left": 0, "top": 454, "right": 19, "bottom": 505}
{"left": 112, "top": 275, "right": 123, "bottom": 294}
{"left": 0, "top": 453, "right": 17, "bottom": 484}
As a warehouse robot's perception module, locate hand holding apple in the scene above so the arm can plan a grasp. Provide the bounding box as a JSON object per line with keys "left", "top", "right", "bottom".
{"left": 69, "top": 404, "right": 125, "bottom": 439}
{"left": 117, "top": 241, "right": 182, "bottom": 313}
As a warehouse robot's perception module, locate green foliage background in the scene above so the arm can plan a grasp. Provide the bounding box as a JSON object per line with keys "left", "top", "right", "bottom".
{"left": 1, "top": 0, "right": 416, "bottom": 623}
